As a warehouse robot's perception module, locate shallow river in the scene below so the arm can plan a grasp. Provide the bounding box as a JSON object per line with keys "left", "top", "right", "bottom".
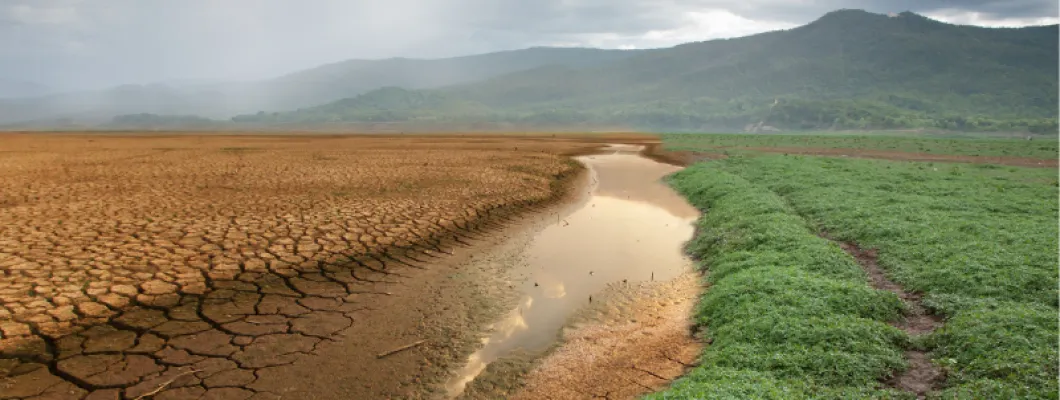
{"left": 446, "top": 144, "right": 699, "bottom": 396}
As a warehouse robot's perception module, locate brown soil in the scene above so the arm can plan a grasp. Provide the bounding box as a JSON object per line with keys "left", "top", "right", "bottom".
{"left": 239, "top": 189, "right": 582, "bottom": 400}
{"left": 5, "top": 130, "right": 1019, "bottom": 399}
{"left": 639, "top": 143, "right": 1057, "bottom": 168}
{"left": 504, "top": 273, "right": 704, "bottom": 400}
{"left": 737, "top": 146, "right": 1056, "bottom": 168}
{"left": 0, "top": 133, "right": 655, "bottom": 400}
{"left": 831, "top": 238, "right": 944, "bottom": 399}
{"left": 638, "top": 144, "right": 724, "bottom": 167}
{"left": 456, "top": 149, "right": 702, "bottom": 400}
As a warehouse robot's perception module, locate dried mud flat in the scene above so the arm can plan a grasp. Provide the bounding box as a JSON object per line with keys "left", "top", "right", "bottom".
{"left": 0, "top": 133, "right": 657, "bottom": 400}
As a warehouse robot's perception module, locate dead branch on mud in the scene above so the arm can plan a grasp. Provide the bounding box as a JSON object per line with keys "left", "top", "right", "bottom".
{"left": 347, "top": 290, "right": 393, "bottom": 296}
{"left": 376, "top": 339, "right": 427, "bottom": 358}
{"left": 133, "top": 369, "right": 200, "bottom": 399}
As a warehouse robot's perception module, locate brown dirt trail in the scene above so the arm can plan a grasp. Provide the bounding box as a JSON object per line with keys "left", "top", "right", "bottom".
{"left": 647, "top": 145, "right": 1057, "bottom": 168}
{"left": 832, "top": 238, "right": 944, "bottom": 398}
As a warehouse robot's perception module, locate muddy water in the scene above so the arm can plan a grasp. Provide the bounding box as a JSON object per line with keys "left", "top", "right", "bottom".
{"left": 446, "top": 144, "right": 699, "bottom": 396}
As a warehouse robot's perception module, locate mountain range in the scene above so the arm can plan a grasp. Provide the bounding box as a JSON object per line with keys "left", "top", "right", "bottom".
{"left": 3, "top": 9, "right": 1057, "bottom": 132}
{"left": 0, "top": 79, "right": 52, "bottom": 99}
{"left": 0, "top": 48, "right": 638, "bottom": 125}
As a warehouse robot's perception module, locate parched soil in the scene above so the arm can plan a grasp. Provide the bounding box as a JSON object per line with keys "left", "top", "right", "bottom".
{"left": 730, "top": 146, "right": 1057, "bottom": 168}
{"left": 0, "top": 133, "right": 656, "bottom": 399}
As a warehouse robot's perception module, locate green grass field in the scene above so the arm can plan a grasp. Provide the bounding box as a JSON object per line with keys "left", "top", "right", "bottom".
{"left": 662, "top": 133, "right": 1060, "bottom": 159}
{"left": 652, "top": 146, "right": 1058, "bottom": 399}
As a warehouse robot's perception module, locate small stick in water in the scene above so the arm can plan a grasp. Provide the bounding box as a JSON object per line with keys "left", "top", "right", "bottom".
{"left": 377, "top": 340, "right": 427, "bottom": 359}
{"left": 651, "top": 271, "right": 654, "bottom": 281}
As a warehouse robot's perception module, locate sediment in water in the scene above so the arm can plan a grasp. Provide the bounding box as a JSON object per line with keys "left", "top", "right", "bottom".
{"left": 449, "top": 145, "right": 703, "bottom": 399}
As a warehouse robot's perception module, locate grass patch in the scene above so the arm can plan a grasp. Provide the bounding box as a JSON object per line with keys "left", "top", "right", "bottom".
{"left": 928, "top": 302, "right": 1058, "bottom": 399}
{"left": 662, "top": 133, "right": 1059, "bottom": 159}
{"left": 652, "top": 367, "right": 913, "bottom": 400}
{"left": 645, "top": 166, "right": 905, "bottom": 399}
{"left": 658, "top": 151, "right": 1058, "bottom": 399}
{"left": 713, "top": 155, "right": 1058, "bottom": 307}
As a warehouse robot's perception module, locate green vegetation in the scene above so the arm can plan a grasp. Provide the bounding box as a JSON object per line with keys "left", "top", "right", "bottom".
{"left": 233, "top": 10, "right": 1058, "bottom": 133}
{"left": 644, "top": 165, "right": 908, "bottom": 399}
{"left": 6, "top": 10, "right": 1056, "bottom": 132}
{"left": 230, "top": 87, "right": 491, "bottom": 124}
{"left": 14, "top": 9, "right": 1055, "bottom": 133}
{"left": 722, "top": 156, "right": 1058, "bottom": 305}
{"left": 0, "top": 48, "right": 637, "bottom": 125}
{"left": 662, "top": 133, "right": 1060, "bottom": 159}
{"left": 654, "top": 148, "right": 1058, "bottom": 399}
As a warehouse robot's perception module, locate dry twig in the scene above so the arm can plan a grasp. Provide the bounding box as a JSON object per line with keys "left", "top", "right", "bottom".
{"left": 377, "top": 339, "right": 427, "bottom": 358}
{"left": 133, "top": 369, "right": 200, "bottom": 399}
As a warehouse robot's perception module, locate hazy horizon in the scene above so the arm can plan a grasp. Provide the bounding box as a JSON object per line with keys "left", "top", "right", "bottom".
{"left": 2, "top": 0, "right": 1058, "bottom": 94}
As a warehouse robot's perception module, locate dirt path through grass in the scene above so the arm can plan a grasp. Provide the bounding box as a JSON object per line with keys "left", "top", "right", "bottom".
{"left": 831, "top": 238, "right": 944, "bottom": 398}
{"left": 738, "top": 147, "right": 1058, "bottom": 168}
{"left": 659, "top": 152, "right": 1058, "bottom": 399}
{"left": 655, "top": 146, "right": 1058, "bottom": 168}
{"left": 662, "top": 133, "right": 1060, "bottom": 166}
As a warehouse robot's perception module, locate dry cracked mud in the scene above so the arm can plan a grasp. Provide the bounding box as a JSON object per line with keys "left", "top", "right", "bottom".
{"left": 0, "top": 133, "right": 658, "bottom": 399}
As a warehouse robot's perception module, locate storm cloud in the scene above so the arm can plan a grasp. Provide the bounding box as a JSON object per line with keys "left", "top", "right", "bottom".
{"left": 1, "top": 0, "right": 1056, "bottom": 92}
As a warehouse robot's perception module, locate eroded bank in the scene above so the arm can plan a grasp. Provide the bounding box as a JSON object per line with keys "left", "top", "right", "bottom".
{"left": 449, "top": 144, "right": 703, "bottom": 399}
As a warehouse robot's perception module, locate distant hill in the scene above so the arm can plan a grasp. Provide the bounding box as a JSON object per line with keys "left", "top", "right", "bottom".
{"left": 0, "top": 79, "right": 51, "bottom": 98}
{"left": 104, "top": 113, "right": 225, "bottom": 129}
{"left": 231, "top": 86, "right": 492, "bottom": 124}
{"left": 0, "top": 47, "right": 640, "bottom": 124}
{"left": 239, "top": 10, "right": 1059, "bottom": 132}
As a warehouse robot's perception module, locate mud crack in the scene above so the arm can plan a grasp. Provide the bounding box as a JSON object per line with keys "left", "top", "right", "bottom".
{"left": 0, "top": 135, "right": 599, "bottom": 399}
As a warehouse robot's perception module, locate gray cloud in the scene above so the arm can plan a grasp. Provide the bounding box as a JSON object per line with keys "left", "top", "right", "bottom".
{"left": 0, "top": 0, "right": 1055, "bottom": 92}
{"left": 672, "top": 0, "right": 1058, "bottom": 21}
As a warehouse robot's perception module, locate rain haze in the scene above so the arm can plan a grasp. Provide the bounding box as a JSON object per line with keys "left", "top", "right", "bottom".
{"left": 2, "top": 0, "right": 1058, "bottom": 91}
{"left": 0, "top": 1, "right": 1057, "bottom": 399}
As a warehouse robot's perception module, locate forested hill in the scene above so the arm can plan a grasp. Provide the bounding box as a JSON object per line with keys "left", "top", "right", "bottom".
{"left": 0, "top": 47, "right": 639, "bottom": 125}
{"left": 236, "top": 10, "right": 1059, "bottom": 132}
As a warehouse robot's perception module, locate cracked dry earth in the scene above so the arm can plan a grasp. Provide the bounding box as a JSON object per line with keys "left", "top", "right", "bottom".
{"left": 0, "top": 133, "right": 635, "bottom": 400}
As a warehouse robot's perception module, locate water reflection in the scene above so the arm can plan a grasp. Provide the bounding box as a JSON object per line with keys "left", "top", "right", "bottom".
{"left": 445, "top": 148, "right": 698, "bottom": 396}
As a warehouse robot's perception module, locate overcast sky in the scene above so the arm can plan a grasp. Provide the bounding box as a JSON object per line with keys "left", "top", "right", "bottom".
{"left": 2, "top": 0, "right": 1057, "bottom": 92}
